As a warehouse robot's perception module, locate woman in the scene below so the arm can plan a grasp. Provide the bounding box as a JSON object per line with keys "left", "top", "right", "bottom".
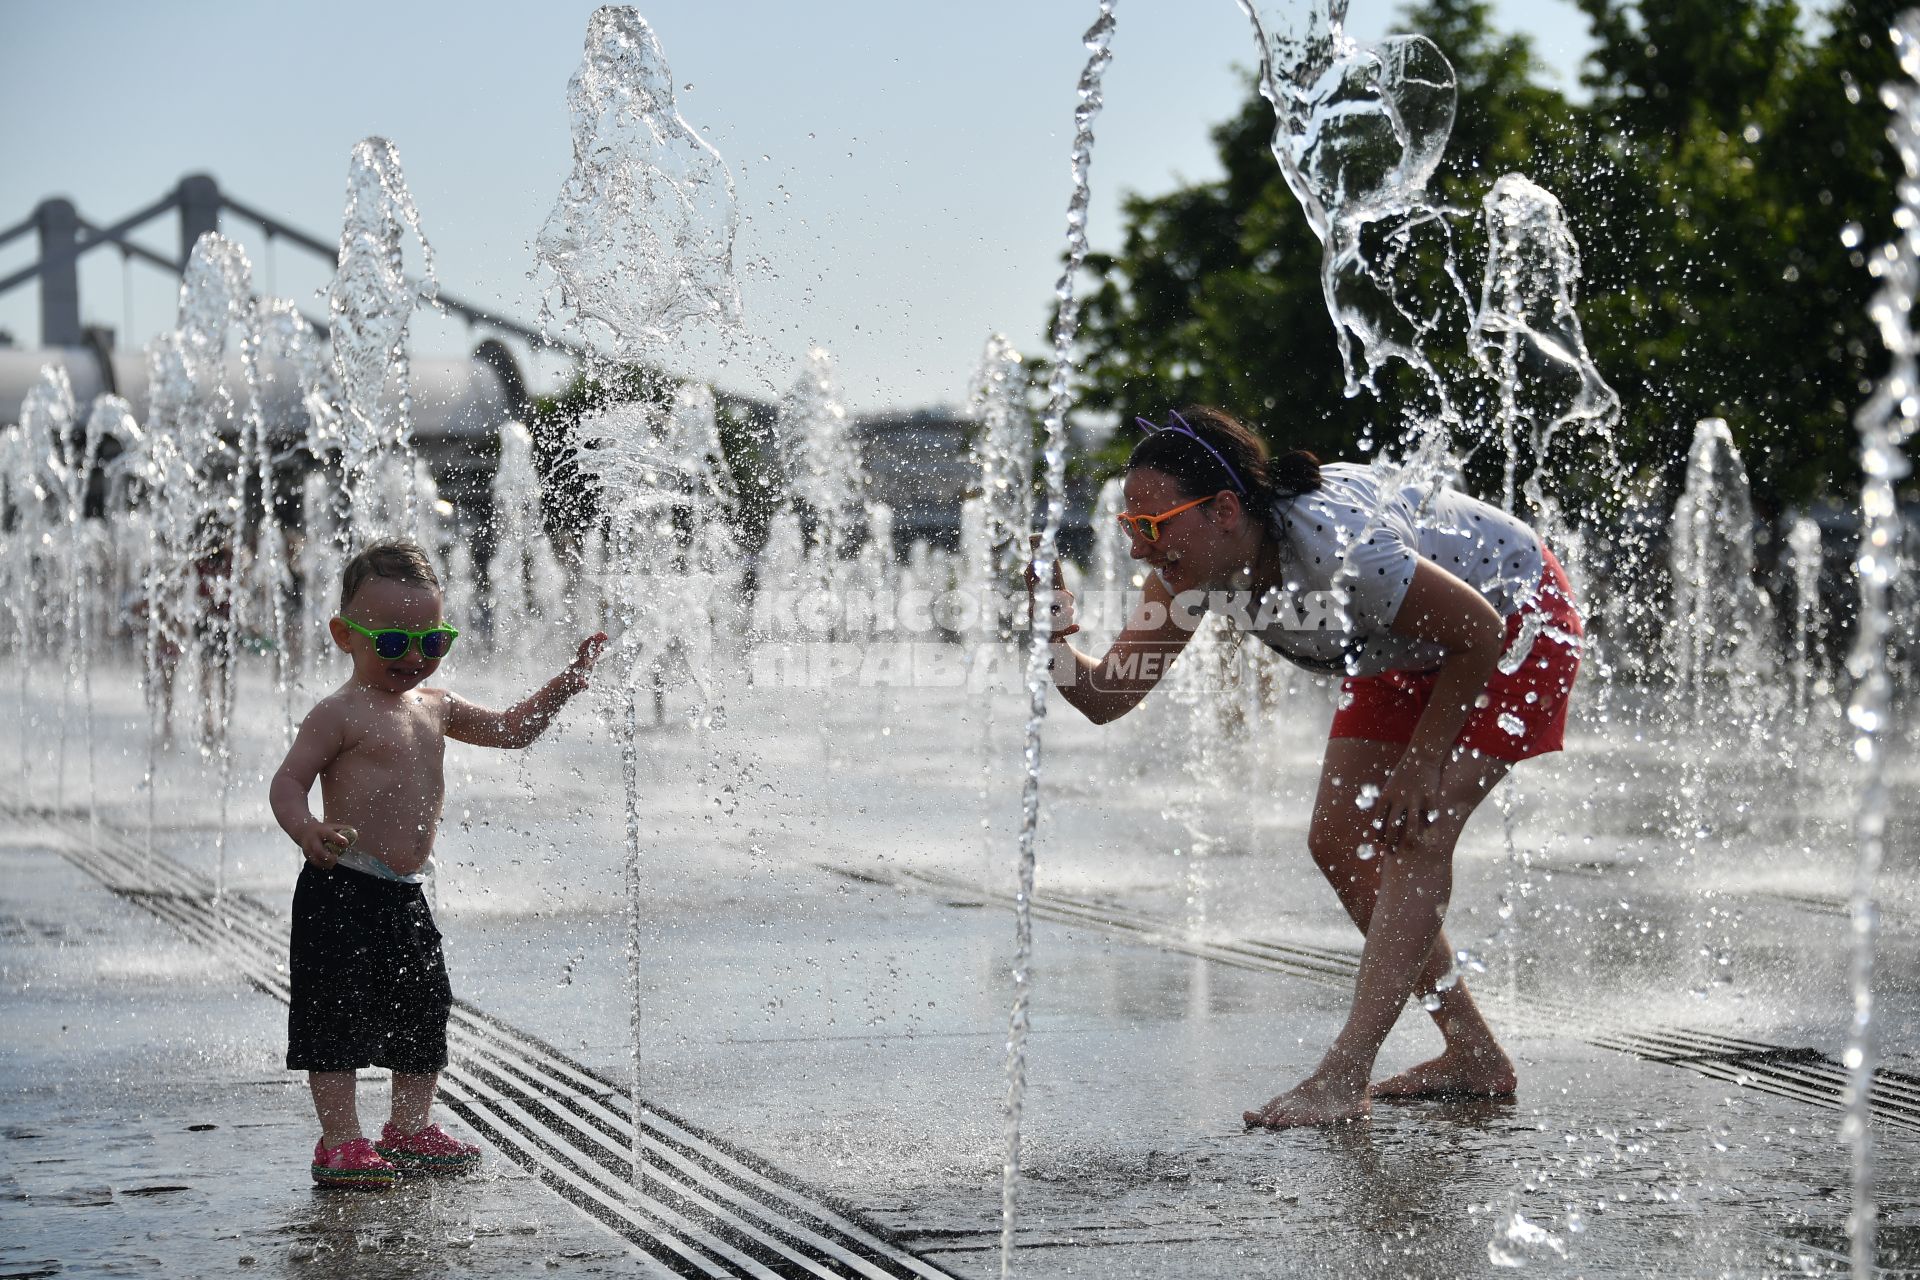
{"left": 1031, "top": 407, "right": 1582, "bottom": 1128}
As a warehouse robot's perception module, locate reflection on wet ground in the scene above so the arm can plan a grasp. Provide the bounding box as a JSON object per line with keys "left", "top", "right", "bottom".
{"left": 0, "top": 841, "right": 638, "bottom": 1279}
{"left": 4, "top": 673, "right": 1919, "bottom": 1276}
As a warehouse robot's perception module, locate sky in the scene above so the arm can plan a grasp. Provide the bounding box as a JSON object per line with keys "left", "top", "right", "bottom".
{"left": 0, "top": 1, "right": 1598, "bottom": 413}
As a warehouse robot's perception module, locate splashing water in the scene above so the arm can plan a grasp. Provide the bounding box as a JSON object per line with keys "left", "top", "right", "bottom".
{"left": 679, "top": 385, "right": 749, "bottom": 686}
{"left": 248, "top": 298, "right": 330, "bottom": 730}
{"left": 965, "top": 335, "right": 1034, "bottom": 836}
{"left": 1467, "top": 172, "right": 1645, "bottom": 735}
{"left": 574, "top": 381, "right": 741, "bottom": 1194}
{"left": 778, "top": 348, "right": 863, "bottom": 623}
{"left": 258, "top": 298, "right": 342, "bottom": 455}
{"left": 779, "top": 349, "right": 857, "bottom": 535}
{"left": 1237, "top": 0, "right": 1464, "bottom": 421}
{"left": 1785, "top": 516, "right": 1828, "bottom": 730}
{"left": 1843, "top": 12, "right": 1920, "bottom": 1271}
{"left": 155, "top": 234, "right": 287, "bottom": 897}
{"left": 101, "top": 229, "right": 305, "bottom": 875}
{"left": 1486, "top": 1209, "right": 1567, "bottom": 1267}
{"left": 659, "top": 380, "right": 741, "bottom": 701}
{"left": 960, "top": 494, "right": 989, "bottom": 617}
{"left": 757, "top": 505, "right": 806, "bottom": 620}
{"left": 1236, "top": 0, "right": 1647, "bottom": 776}
{"left": 73, "top": 397, "right": 135, "bottom": 848}
{"left": 296, "top": 471, "right": 336, "bottom": 687}
{"left": 575, "top": 394, "right": 677, "bottom": 683}
{"left": 267, "top": 298, "right": 349, "bottom": 664}
{"left": 124, "top": 353, "right": 196, "bottom": 856}
{"left": 1087, "top": 476, "right": 1129, "bottom": 645}
{"left": 487, "top": 421, "right": 568, "bottom": 678}
{"left": 1163, "top": 612, "right": 1252, "bottom": 931}
{"left": 1351, "top": 171, "right": 1614, "bottom": 988}
{"left": 21, "top": 369, "right": 79, "bottom": 810}
{"left": 1472, "top": 173, "right": 1621, "bottom": 534}
{"left": 0, "top": 423, "right": 40, "bottom": 787}
{"left": 1002, "top": 5, "right": 1115, "bottom": 1276}
{"left": 970, "top": 333, "right": 1033, "bottom": 643}
{"left": 330, "top": 136, "right": 437, "bottom": 542}
{"left": 537, "top": 6, "right": 740, "bottom": 358}
{"left": 1667, "top": 418, "right": 1778, "bottom": 727}
{"left": 571, "top": 387, "right": 687, "bottom": 1187}
{"left": 534, "top": 11, "right": 745, "bottom": 1200}
{"left": 1236, "top": 0, "right": 1481, "bottom": 678}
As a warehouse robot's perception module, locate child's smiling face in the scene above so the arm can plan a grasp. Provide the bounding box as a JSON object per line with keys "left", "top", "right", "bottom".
{"left": 330, "top": 576, "right": 448, "bottom": 695}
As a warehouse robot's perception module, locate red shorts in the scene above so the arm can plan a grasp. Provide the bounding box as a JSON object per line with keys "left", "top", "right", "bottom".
{"left": 1329, "top": 546, "right": 1583, "bottom": 763}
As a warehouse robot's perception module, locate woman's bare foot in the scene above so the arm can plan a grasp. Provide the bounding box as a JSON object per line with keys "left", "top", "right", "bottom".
{"left": 1369, "top": 1045, "right": 1516, "bottom": 1101}
{"left": 1243, "top": 1065, "right": 1371, "bottom": 1130}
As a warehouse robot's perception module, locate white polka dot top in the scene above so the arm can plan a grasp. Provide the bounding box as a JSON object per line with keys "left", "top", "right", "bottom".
{"left": 1250, "top": 462, "right": 1546, "bottom": 677}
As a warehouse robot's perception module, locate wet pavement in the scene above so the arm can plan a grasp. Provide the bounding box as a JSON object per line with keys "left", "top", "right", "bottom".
{"left": 4, "top": 668, "right": 1920, "bottom": 1276}
{"left": 0, "top": 830, "right": 639, "bottom": 1278}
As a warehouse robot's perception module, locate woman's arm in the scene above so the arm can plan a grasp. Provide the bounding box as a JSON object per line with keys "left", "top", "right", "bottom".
{"left": 1374, "top": 558, "right": 1506, "bottom": 840}
{"left": 1041, "top": 569, "right": 1197, "bottom": 725}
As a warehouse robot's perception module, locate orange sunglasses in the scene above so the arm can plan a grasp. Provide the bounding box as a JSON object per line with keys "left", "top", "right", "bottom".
{"left": 1115, "top": 494, "right": 1215, "bottom": 542}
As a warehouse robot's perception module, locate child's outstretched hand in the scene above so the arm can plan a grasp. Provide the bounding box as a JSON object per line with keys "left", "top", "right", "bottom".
{"left": 301, "top": 822, "right": 358, "bottom": 871}
{"left": 562, "top": 632, "right": 610, "bottom": 694}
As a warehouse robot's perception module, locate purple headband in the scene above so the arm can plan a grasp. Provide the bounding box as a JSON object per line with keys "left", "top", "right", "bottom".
{"left": 1133, "top": 409, "right": 1249, "bottom": 498}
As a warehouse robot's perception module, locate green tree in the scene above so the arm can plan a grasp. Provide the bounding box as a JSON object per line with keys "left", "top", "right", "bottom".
{"left": 1069, "top": 0, "right": 1904, "bottom": 516}
{"left": 1074, "top": 0, "right": 1579, "bottom": 472}
{"left": 1564, "top": 0, "right": 1896, "bottom": 514}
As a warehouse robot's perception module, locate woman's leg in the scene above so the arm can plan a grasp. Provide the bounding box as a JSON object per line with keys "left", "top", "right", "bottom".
{"left": 1246, "top": 739, "right": 1511, "bottom": 1128}
{"left": 1303, "top": 738, "right": 1516, "bottom": 1099}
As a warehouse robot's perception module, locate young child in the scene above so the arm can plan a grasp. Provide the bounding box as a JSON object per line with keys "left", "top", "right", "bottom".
{"left": 270, "top": 540, "right": 607, "bottom": 1188}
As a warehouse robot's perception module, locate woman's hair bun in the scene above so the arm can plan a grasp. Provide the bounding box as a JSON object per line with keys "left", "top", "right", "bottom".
{"left": 1270, "top": 449, "right": 1321, "bottom": 499}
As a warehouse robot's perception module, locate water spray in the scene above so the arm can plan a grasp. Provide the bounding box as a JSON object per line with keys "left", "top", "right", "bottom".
{"left": 1002, "top": 6, "right": 1115, "bottom": 1275}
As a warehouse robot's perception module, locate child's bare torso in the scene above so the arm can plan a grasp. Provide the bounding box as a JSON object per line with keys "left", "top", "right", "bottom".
{"left": 316, "top": 684, "right": 449, "bottom": 877}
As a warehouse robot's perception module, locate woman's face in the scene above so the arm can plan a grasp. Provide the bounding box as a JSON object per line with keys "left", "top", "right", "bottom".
{"left": 1121, "top": 467, "right": 1238, "bottom": 595}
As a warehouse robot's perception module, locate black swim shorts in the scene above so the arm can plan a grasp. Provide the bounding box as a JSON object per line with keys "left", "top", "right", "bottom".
{"left": 286, "top": 863, "right": 453, "bottom": 1074}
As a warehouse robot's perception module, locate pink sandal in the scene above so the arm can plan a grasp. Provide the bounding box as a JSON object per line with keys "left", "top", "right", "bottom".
{"left": 375, "top": 1121, "right": 481, "bottom": 1174}
{"left": 310, "top": 1137, "right": 397, "bottom": 1189}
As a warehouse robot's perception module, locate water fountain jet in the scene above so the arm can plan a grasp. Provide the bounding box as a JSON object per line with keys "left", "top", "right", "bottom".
{"left": 1841, "top": 11, "right": 1920, "bottom": 1268}
{"left": 330, "top": 136, "right": 438, "bottom": 545}
{"left": 537, "top": 5, "right": 744, "bottom": 1204}
{"left": 1001, "top": 6, "right": 1116, "bottom": 1274}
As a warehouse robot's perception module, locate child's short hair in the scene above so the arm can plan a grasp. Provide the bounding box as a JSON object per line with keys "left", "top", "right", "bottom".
{"left": 339, "top": 541, "right": 441, "bottom": 612}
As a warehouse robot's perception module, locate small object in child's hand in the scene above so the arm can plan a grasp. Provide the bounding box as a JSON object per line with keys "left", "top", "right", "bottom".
{"left": 331, "top": 826, "right": 358, "bottom": 849}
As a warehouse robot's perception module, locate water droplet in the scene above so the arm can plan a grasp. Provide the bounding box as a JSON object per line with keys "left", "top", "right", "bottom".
{"left": 537, "top": 9, "right": 740, "bottom": 350}
{"left": 1355, "top": 783, "right": 1380, "bottom": 811}
{"left": 1487, "top": 1210, "right": 1566, "bottom": 1266}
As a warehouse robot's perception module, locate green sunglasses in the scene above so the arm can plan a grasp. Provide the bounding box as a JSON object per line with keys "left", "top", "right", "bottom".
{"left": 336, "top": 616, "right": 460, "bottom": 660}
